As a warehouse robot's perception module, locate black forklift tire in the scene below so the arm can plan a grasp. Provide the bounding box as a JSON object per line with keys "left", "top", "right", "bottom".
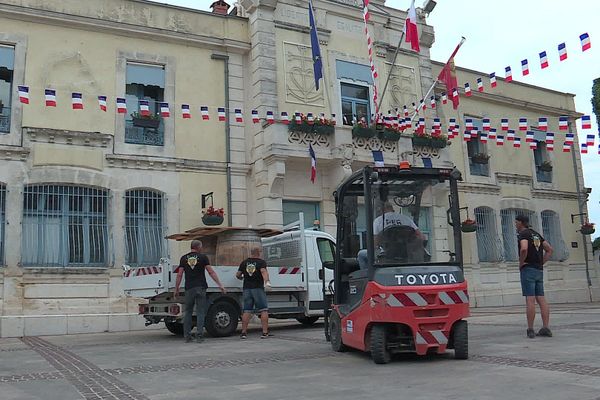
{"left": 297, "top": 316, "right": 320, "bottom": 326}
{"left": 370, "top": 325, "right": 391, "bottom": 364}
{"left": 205, "top": 301, "right": 240, "bottom": 337}
{"left": 329, "top": 312, "right": 348, "bottom": 352}
{"left": 452, "top": 320, "right": 469, "bottom": 360}
{"left": 165, "top": 321, "right": 184, "bottom": 336}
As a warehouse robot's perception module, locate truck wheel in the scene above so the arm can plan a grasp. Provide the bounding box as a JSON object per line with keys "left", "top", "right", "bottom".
{"left": 297, "top": 316, "right": 319, "bottom": 326}
{"left": 205, "top": 301, "right": 240, "bottom": 337}
{"left": 452, "top": 320, "right": 468, "bottom": 360}
{"left": 370, "top": 325, "right": 391, "bottom": 364}
{"left": 329, "top": 312, "right": 347, "bottom": 352}
{"left": 165, "top": 321, "right": 183, "bottom": 336}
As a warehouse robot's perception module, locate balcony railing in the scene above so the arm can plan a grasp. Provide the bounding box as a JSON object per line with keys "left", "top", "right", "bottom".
{"left": 125, "top": 120, "right": 164, "bottom": 146}
{"left": 0, "top": 106, "right": 10, "bottom": 133}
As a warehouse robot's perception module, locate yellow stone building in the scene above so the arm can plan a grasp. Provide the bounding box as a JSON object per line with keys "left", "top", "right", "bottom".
{"left": 0, "top": 0, "right": 596, "bottom": 336}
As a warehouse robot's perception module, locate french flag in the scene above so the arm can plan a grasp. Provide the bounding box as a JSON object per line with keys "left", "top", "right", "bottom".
{"left": 331, "top": 114, "right": 337, "bottom": 125}
{"left": 480, "top": 132, "right": 488, "bottom": 143}
{"left": 71, "top": 93, "right": 83, "bottom": 110}
{"left": 559, "top": 116, "right": 568, "bottom": 130}
{"left": 501, "top": 118, "right": 509, "bottom": 131}
{"left": 295, "top": 112, "right": 302, "bottom": 124}
{"left": 587, "top": 134, "right": 595, "bottom": 146}
{"left": 281, "top": 111, "right": 290, "bottom": 124}
{"left": 519, "top": 118, "right": 528, "bottom": 131}
{"left": 97, "top": 96, "right": 107, "bottom": 112}
{"left": 404, "top": 0, "right": 420, "bottom": 53}
{"left": 252, "top": 110, "right": 260, "bottom": 123}
{"left": 539, "top": 51, "right": 549, "bottom": 69}
{"left": 477, "top": 78, "right": 484, "bottom": 92}
{"left": 526, "top": 131, "right": 534, "bottom": 142}
{"left": 235, "top": 109, "right": 243, "bottom": 123}
{"left": 418, "top": 118, "right": 426, "bottom": 132}
{"left": 139, "top": 100, "right": 150, "bottom": 116}
{"left": 464, "top": 83, "right": 472, "bottom": 97}
{"left": 441, "top": 93, "right": 447, "bottom": 104}
{"left": 116, "top": 98, "right": 127, "bottom": 114}
{"left": 448, "top": 118, "right": 456, "bottom": 137}
{"left": 507, "top": 130, "right": 516, "bottom": 141}
{"left": 514, "top": 137, "right": 521, "bottom": 148}
{"left": 582, "top": 115, "right": 592, "bottom": 129}
{"left": 433, "top": 118, "right": 441, "bottom": 134}
{"left": 521, "top": 59, "right": 529, "bottom": 76}
{"left": 463, "top": 130, "right": 471, "bottom": 142}
{"left": 181, "top": 104, "right": 191, "bottom": 119}
{"left": 558, "top": 42, "right": 568, "bottom": 61}
{"left": 160, "top": 103, "right": 170, "bottom": 117}
{"left": 452, "top": 87, "right": 459, "bottom": 99}
{"left": 581, "top": 143, "right": 588, "bottom": 154}
{"left": 201, "top": 106, "right": 210, "bottom": 120}
{"left": 538, "top": 117, "right": 548, "bottom": 131}
{"left": 482, "top": 118, "right": 491, "bottom": 131}
{"left": 488, "top": 128, "right": 497, "bottom": 140}
{"left": 580, "top": 32, "right": 591, "bottom": 51}
{"left": 45, "top": 89, "right": 56, "bottom": 107}
{"left": 403, "top": 105, "right": 409, "bottom": 117}
{"left": 430, "top": 96, "right": 436, "bottom": 109}
{"left": 563, "top": 143, "right": 571, "bottom": 153}
{"left": 465, "top": 118, "right": 473, "bottom": 132}
{"left": 308, "top": 112, "right": 315, "bottom": 125}
{"left": 309, "top": 143, "right": 317, "bottom": 183}
{"left": 547, "top": 141, "right": 554, "bottom": 151}
{"left": 489, "top": 72, "right": 497, "bottom": 88}
{"left": 565, "top": 133, "right": 574, "bottom": 144}
{"left": 372, "top": 150, "right": 384, "bottom": 168}
{"left": 529, "top": 140, "right": 537, "bottom": 150}
{"left": 496, "top": 134, "right": 504, "bottom": 146}
{"left": 266, "top": 111, "right": 275, "bottom": 124}
{"left": 18, "top": 86, "right": 29, "bottom": 104}
{"left": 218, "top": 107, "right": 226, "bottom": 121}
{"left": 505, "top": 66, "right": 513, "bottom": 82}
{"left": 419, "top": 98, "right": 426, "bottom": 110}
{"left": 546, "top": 132, "right": 555, "bottom": 144}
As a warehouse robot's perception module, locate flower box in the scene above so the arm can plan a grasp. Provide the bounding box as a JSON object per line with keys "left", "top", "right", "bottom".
{"left": 461, "top": 219, "right": 477, "bottom": 233}
{"left": 411, "top": 136, "right": 431, "bottom": 147}
{"left": 202, "top": 214, "right": 224, "bottom": 226}
{"left": 430, "top": 138, "right": 448, "bottom": 148}
{"left": 352, "top": 126, "right": 377, "bottom": 138}
{"left": 314, "top": 124, "right": 335, "bottom": 135}
{"left": 380, "top": 129, "right": 402, "bottom": 141}
{"left": 132, "top": 116, "right": 160, "bottom": 129}
{"left": 539, "top": 162, "right": 553, "bottom": 172}
{"left": 471, "top": 154, "right": 490, "bottom": 164}
{"left": 581, "top": 224, "right": 595, "bottom": 235}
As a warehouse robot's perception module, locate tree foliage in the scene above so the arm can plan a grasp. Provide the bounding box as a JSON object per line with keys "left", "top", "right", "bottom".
{"left": 592, "top": 78, "right": 600, "bottom": 130}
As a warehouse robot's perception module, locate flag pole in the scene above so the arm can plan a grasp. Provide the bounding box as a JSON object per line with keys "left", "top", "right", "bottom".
{"left": 309, "top": 0, "right": 334, "bottom": 119}
{"left": 377, "top": 30, "right": 405, "bottom": 111}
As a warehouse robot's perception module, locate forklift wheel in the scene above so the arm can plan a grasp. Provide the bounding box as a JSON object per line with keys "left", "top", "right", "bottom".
{"left": 452, "top": 320, "right": 469, "bottom": 360}
{"left": 370, "top": 325, "right": 391, "bottom": 364}
{"left": 329, "top": 312, "right": 348, "bottom": 352}
{"left": 165, "top": 321, "right": 183, "bottom": 336}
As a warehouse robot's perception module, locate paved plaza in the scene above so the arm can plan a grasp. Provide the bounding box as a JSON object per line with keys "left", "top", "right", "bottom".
{"left": 1, "top": 303, "right": 600, "bottom": 400}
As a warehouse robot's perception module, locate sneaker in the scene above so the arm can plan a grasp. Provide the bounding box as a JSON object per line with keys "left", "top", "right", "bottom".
{"left": 261, "top": 332, "right": 272, "bottom": 339}
{"left": 185, "top": 336, "right": 193, "bottom": 343}
{"left": 240, "top": 332, "right": 248, "bottom": 340}
{"left": 537, "top": 327, "right": 553, "bottom": 337}
{"left": 526, "top": 328, "right": 535, "bottom": 339}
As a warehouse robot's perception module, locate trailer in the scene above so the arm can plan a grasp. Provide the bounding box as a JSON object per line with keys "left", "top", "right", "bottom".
{"left": 123, "top": 214, "right": 335, "bottom": 337}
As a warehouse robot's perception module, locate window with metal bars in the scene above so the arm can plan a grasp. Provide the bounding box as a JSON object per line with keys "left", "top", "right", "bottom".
{"left": 125, "top": 189, "right": 164, "bottom": 267}
{"left": 21, "top": 185, "right": 109, "bottom": 267}
{"left": 0, "top": 45, "right": 15, "bottom": 133}
{"left": 500, "top": 208, "right": 539, "bottom": 262}
{"left": 0, "top": 184, "right": 6, "bottom": 264}
{"left": 466, "top": 117, "right": 490, "bottom": 177}
{"left": 541, "top": 210, "right": 569, "bottom": 261}
{"left": 474, "top": 207, "right": 503, "bottom": 262}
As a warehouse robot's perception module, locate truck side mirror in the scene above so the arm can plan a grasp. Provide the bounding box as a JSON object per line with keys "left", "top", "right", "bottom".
{"left": 322, "top": 261, "right": 334, "bottom": 270}
{"left": 319, "top": 268, "right": 324, "bottom": 280}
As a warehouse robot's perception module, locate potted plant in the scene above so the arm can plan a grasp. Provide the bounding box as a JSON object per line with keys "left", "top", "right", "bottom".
{"left": 461, "top": 218, "right": 478, "bottom": 233}
{"left": 380, "top": 126, "right": 402, "bottom": 141}
{"left": 581, "top": 222, "right": 595, "bottom": 235}
{"left": 471, "top": 153, "right": 490, "bottom": 164}
{"left": 352, "top": 120, "right": 377, "bottom": 138}
{"left": 202, "top": 205, "right": 225, "bottom": 226}
{"left": 288, "top": 114, "right": 336, "bottom": 135}
{"left": 539, "top": 160, "right": 553, "bottom": 172}
{"left": 131, "top": 111, "right": 161, "bottom": 129}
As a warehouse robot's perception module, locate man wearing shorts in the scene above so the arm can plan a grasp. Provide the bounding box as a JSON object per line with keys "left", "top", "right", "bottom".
{"left": 236, "top": 248, "right": 271, "bottom": 339}
{"left": 515, "top": 215, "right": 554, "bottom": 339}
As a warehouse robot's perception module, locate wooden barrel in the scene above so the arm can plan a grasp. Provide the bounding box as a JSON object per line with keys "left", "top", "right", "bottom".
{"left": 215, "top": 230, "right": 263, "bottom": 266}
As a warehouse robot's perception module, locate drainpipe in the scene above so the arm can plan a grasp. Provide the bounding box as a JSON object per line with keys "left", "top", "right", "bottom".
{"left": 211, "top": 53, "right": 233, "bottom": 226}
{"left": 568, "top": 120, "right": 593, "bottom": 300}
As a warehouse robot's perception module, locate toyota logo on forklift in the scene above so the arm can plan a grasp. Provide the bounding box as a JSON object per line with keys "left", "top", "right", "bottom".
{"left": 323, "top": 164, "right": 470, "bottom": 364}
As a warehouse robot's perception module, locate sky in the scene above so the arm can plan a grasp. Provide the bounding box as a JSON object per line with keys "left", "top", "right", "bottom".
{"left": 151, "top": 0, "right": 600, "bottom": 234}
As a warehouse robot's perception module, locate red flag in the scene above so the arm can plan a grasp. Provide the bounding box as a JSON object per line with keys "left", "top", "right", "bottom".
{"left": 404, "top": 0, "right": 420, "bottom": 53}
{"left": 437, "top": 38, "right": 465, "bottom": 110}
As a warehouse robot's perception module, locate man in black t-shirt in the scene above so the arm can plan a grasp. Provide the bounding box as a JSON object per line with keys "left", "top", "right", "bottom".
{"left": 175, "top": 240, "right": 226, "bottom": 343}
{"left": 515, "top": 215, "right": 554, "bottom": 339}
{"left": 236, "top": 248, "right": 271, "bottom": 339}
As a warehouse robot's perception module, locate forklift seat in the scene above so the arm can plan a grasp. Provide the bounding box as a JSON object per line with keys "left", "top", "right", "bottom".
{"left": 380, "top": 225, "right": 416, "bottom": 259}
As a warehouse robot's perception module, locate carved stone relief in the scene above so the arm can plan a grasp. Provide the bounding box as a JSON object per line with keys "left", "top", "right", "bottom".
{"left": 42, "top": 52, "right": 101, "bottom": 95}
{"left": 386, "top": 63, "right": 418, "bottom": 111}
{"left": 284, "top": 42, "right": 324, "bottom": 106}
{"left": 288, "top": 131, "right": 331, "bottom": 147}
{"left": 353, "top": 136, "right": 397, "bottom": 152}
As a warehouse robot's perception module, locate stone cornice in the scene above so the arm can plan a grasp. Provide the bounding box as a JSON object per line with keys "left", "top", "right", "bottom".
{"left": 0, "top": 2, "right": 251, "bottom": 53}
{"left": 495, "top": 172, "right": 532, "bottom": 186}
{"left": 24, "top": 127, "right": 112, "bottom": 148}
{"left": 532, "top": 189, "right": 579, "bottom": 201}
{"left": 458, "top": 182, "right": 501, "bottom": 195}
{"left": 106, "top": 154, "right": 249, "bottom": 174}
{"left": 273, "top": 20, "right": 331, "bottom": 44}
{"left": 0, "top": 145, "right": 30, "bottom": 161}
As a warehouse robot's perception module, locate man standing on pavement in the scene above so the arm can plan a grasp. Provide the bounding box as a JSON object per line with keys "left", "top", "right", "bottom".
{"left": 236, "top": 248, "right": 272, "bottom": 339}
{"left": 175, "top": 240, "right": 226, "bottom": 343}
{"left": 515, "top": 215, "right": 554, "bottom": 339}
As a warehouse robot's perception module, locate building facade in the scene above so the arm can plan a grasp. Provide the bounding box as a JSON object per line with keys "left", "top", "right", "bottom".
{"left": 0, "top": 0, "right": 597, "bottom": 337}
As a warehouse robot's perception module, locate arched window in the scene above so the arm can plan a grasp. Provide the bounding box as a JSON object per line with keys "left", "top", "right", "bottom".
{"left": 541, "top": 210, "right": 569, "bottom": 261}
{"left": 22, "top": 185, "right": 109, "bottom": 267}
{"left": 0, "top": 184, "right": 6, "bottom": 264}
{"left": 475, "top": 207, "right": 503, "bottom": 262}
{"left": 125, "top": 189, "right": 164, "bottom": 266}
{"left": 500, "top": 208, "right": 538, "bottom": 261}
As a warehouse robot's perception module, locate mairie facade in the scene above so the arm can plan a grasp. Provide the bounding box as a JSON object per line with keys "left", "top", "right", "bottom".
{"left": 0, "top": 0, "right": 597, "bottom": 337}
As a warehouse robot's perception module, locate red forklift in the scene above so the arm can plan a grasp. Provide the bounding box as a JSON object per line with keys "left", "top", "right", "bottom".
{"left": 323, "top": 164, "right": 469, "bottom": 363}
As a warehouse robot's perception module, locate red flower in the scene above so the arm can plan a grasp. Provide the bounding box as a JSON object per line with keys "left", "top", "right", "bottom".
{"left": 203, "top": 206, "right": 224, "bottom": 218}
